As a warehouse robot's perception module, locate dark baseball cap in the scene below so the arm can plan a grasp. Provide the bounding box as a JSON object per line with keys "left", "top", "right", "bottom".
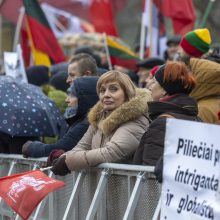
{"left": 137, "top": 57, "right": 165, "bottom": 69}
{"left": 166, "top": 35, "right": 181, "bottom": 46}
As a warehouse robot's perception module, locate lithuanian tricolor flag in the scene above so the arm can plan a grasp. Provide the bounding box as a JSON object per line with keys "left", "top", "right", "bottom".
{"left": 106, "top": 36, "right": 140, "bottom": 70}
{"left": 23, "top": 0, "right": 66, "bottom": 67}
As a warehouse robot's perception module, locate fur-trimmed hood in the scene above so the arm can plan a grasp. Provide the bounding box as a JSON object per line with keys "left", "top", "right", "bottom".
{"left": 88, "top": 88, "right": 152, "bottom": 135}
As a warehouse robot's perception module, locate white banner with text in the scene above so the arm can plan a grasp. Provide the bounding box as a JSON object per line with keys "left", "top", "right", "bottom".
{"left": 161, "top": 119, "right": 220, "bottom": 220}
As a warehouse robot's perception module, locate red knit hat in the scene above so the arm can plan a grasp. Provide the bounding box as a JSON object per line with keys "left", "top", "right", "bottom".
{"left": 180, "top": 28, "right": 211, "bottom": 57}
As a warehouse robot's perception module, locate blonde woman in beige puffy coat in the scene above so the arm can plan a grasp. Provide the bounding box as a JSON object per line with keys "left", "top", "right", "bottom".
{"left": 51, "top": 70, "right": 152, "bottom": 175}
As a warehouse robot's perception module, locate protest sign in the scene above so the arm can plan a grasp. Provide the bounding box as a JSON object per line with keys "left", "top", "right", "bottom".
{"left": 4, "top": 44, "right": 28, "bottom": 83}
{"left": 161, "top": 119, "right": 220, "bottom": 220}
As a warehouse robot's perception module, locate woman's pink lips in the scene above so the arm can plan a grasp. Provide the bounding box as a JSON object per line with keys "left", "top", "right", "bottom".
{"left": 103, "top": 101, "right": 113, "bottom": 105}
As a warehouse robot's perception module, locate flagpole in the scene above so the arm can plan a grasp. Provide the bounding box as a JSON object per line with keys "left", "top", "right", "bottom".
{"left": 200, "top": 0, "right": 215, "bottom": 28}
{"left": 13, "top": 7, "right": 25, "bottom": 52}
{"left": 148, "top": 0, "right": 153, "bottom": 57}
{"left": 0, "top": 12, "right": 2, "bottom": 72}
{"left": 139, "top": 12, "right": 146, "bottom": 59}
{"left": 40, "top": 166, "right": 52, "bottom": 171}
{"left": 17, "top": 44, "right": 28, "bottom": 83}
{"left": 102, "top": 33, "right": 113, "bottom": 70}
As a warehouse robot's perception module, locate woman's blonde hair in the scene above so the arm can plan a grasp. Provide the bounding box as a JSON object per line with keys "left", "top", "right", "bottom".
{"left": 97, "top": 70, "right": 136, "bottom": 101}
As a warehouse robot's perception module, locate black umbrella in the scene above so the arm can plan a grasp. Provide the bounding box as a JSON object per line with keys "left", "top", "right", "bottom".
{"left": 0, "top": 76, "right": 67, "bottom": 137}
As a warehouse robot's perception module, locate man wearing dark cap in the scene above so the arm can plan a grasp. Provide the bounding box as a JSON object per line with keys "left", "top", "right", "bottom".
{"left": 136, "top": 57, "right": 165, "bottom": 88}
{"left": 164, "top": 35, "right": 181, "bottom": 61}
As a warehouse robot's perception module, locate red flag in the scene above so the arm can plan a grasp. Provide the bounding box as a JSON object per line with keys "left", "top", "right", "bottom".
{"left": 20, "top": 29, "right": 31, "bottom": 67}
{"left": 0, "top": 170, "right": 64, "bottom": 220}
{"left": 89, "top": 0, "right": 118, "bottom": 36}
{"left": 163, "top": 0, "right": 196, "bottom": 36}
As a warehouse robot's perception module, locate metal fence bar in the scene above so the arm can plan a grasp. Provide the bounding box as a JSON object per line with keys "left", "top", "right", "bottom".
{"left": 97, "top": 186, "right": 107, "bottom": 220}
{"left": 14, "top": 163, "right": 39, "bottom": 220}
{"left": 0, "top": 160, "right": 16, "bottom": 205}
{"left": 85, "top": 169, "right": 111, "bottom": 220}
{"left": 62, "top": 171, "right": 86, "bottom": 220}
{"left": 123, "top": 172, "right": 146, "bottom": 220}
{"left": 32, "top": 171, "right": 53, "bottom": 220}
{"left": 127, "top": 176, "right": 132, "bottom": 200}
{"left": 0, "top": 160, "right": 17, "bottom": 219}
{"left": 15, "top": 214, "right": 20, "bottom": 220}
{"left": 152, "top": 196, "right": 161, "bottom": 220}
{"left": 98, "top": 163, "right": 154, "bottom": 172}
{"left": 0, "top": 156, "right": 160, "bottom": 220}
{"left": 48, "top": 187, "right": 55, "bottom": 220}
{"left": 6, "top": 160, "right": 16, "bottom": 175}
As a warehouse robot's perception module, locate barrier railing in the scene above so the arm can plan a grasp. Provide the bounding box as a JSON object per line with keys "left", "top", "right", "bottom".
{"left": 0, "top": 154, "right": 161, "bottom": 220}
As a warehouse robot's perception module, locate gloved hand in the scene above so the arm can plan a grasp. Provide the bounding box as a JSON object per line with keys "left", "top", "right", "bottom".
{"left": 22, "top": 141, "right": 33, "bottom": 158}
{"left": 47, "top": 149, "right": 65, "bottom": 166}
{"left": 51, "top": 155, "right": 70, "bottom": 176}
{"left": 154, "top": 157, "right": 163, "bottom": 183}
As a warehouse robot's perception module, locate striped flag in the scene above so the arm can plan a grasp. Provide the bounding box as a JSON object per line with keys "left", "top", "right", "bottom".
{"left": 23, "top": 0, "right": 66, "bottom": 67}
{"left": 144, "top": 0, "right": 166, "bottom": 58}
{"left": 106, "top": 36, "right": 139, "bottom": 70}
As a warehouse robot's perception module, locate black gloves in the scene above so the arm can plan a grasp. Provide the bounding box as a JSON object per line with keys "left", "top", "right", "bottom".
{"left": 154, "top": 157, "right": 163, "bottom": 183}
{"left": 51, "top": 155, "right": 71, "bottom": 176}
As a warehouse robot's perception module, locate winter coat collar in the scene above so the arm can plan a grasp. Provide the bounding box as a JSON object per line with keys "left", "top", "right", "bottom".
{"left": 148, "top": 94, "right": 198, "bottom": 120}
{"left": 88, "top": 88, "right": 152, "bottom": 135}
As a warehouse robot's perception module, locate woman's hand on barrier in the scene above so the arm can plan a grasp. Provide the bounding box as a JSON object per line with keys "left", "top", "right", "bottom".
{"left": 22, "top": 141, "right": 33, "bottom": 158}
{"left": 154, "top": 157, "right": 163, "bottom": 183}
{"left": 47, "top": 149, "right": 65, "bottom": 166}
{"left": 51, "top": 155, "right": 71, "bottom": 176}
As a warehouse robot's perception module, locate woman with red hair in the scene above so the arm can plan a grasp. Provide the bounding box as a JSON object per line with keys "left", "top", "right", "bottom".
{"left": 133, "top": 61, "right": 201, "bottom": 166}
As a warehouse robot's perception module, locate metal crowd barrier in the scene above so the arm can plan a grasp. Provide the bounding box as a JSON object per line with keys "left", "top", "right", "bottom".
{"left": 0, "top": 154, "right": 161, "bottom": 220}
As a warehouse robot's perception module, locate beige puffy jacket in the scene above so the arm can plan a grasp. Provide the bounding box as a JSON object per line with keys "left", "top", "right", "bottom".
{"left": 65, "top": 89, "right": 152, "bottom": 171}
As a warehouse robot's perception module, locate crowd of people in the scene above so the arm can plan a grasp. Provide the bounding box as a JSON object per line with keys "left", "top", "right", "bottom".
{"left": 0, "top": 28, "right": 219, "bottom": 181}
